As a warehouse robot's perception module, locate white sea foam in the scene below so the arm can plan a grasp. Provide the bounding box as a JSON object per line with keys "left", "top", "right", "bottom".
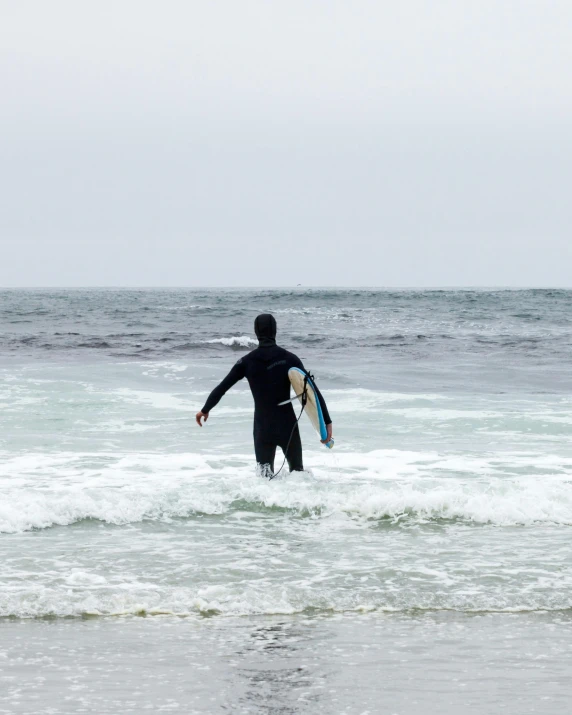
{"left": 2, "top": 577, "right": 572, "bottom": 619}
{"left": 203, "top": 336, "right": 257, "bottom": 348}
{"left": 1, "top": 449, "right": 571, "bottom": 533}
{"left": 111, "top": 388, "right": 196, "bottom": 411}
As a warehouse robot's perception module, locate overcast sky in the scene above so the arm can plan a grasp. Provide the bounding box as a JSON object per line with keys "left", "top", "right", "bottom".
{"left": 1, "top": 0, "right": 571, "bottom": 287}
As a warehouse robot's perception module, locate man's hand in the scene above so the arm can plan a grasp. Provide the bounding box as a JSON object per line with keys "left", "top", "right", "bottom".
{"left": 321, "top": 422, "right": 333, "bottom": 444}
{"left": 196, "top": 411, "right": 209, "bottom": 427}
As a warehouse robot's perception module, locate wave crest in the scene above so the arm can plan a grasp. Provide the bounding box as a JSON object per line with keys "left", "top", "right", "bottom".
{"left": 2, "top": 581, "right": 572, "bottom": 620}
{"left": 1, "top": 452, "right": 572, "bottom": 533}
{"left": 202, "top": 336, "right": 257, "bottom": 348}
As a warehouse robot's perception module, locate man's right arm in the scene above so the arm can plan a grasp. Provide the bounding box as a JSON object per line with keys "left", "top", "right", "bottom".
{"left": 196, "top": 359, "right": 246, "bottom": 426}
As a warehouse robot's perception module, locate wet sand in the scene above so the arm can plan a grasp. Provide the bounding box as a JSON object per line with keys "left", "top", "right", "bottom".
{"left": 1, "top": 612, "right": 571, "bottom": 714}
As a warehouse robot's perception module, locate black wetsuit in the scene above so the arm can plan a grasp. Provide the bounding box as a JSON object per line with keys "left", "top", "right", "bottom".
{"left": 201, "top": 344, "right": 331, "bottom": 474}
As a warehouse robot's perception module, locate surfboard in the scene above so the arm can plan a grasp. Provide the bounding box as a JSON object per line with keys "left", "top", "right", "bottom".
{"left": 287, "top": 367, "right": 334, "bottom": 449}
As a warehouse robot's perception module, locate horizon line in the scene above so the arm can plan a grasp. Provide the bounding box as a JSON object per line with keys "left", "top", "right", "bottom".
{"left": 0, "top": 285, "right": 571, "bottom": 291}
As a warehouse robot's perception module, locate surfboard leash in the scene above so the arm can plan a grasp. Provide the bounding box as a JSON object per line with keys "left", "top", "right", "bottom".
{"left": 269, "top": 373, "right": 311, "bottom": 480}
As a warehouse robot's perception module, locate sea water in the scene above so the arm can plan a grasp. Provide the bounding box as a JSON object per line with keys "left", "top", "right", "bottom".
{"left": 1, "top": 288, "right": 571, "bottom": 713}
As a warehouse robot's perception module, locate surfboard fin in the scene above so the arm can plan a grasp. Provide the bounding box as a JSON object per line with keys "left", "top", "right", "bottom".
{"left": 278, "top": 393, "right": 305, "bottom": 406}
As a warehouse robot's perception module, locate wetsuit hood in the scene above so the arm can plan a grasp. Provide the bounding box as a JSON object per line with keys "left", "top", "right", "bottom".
{"left": 254, "top": 313, "right": 277, "bottom": 347}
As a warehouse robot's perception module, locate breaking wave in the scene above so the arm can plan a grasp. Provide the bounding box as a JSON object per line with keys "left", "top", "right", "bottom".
{"left": 3, "top": 586, "right": 572, "bottom": 619}
{"left": 1, "top": 450, "right": 572, "bottom": 533}
{"left": 202, "top": 335, "right": 258, "bottom": 348}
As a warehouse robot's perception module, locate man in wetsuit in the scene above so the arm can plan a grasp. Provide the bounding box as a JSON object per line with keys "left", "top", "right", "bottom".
{"left": 195, "top": 314, "right": 332, "bottom": 476}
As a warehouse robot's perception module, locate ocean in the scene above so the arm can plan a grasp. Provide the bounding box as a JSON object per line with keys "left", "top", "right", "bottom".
{"left": 1, "top": 288, "right": 571, "bottom": 714}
